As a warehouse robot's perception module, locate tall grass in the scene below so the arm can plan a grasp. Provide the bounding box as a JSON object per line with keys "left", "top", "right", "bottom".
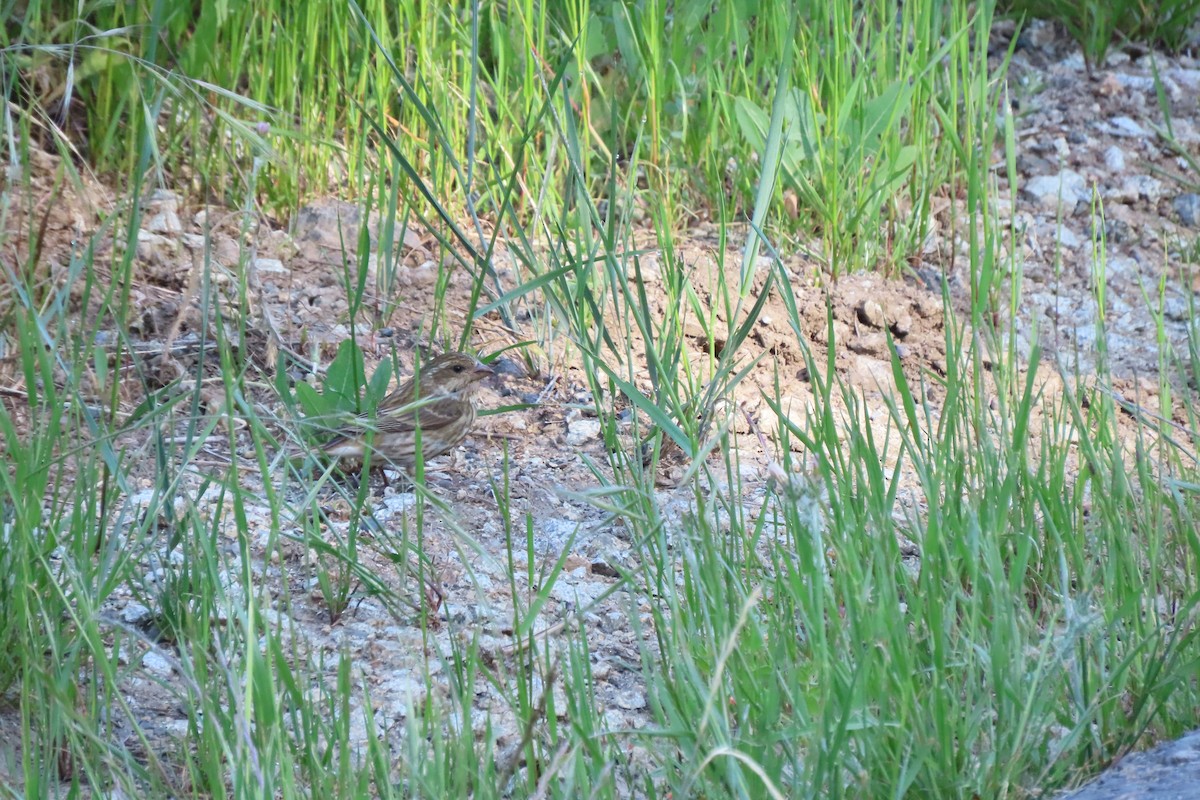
{"left": 13, "top": 0, "right": 981, "bottom": 275}
{"left": 1000, "top": 0, "right": 1200, "bottom": 68}
{"left": 2, "top": 0, "right": 1199, "bottom": 798}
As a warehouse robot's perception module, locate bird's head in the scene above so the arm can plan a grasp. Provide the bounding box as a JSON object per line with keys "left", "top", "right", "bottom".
{"left": 418, "top": 352, "right": 494, "bottom": 394}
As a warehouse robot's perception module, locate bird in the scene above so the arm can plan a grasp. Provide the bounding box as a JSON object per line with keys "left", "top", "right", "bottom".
{"left": 321, "top": 352, "right": 493, "bottom": 470}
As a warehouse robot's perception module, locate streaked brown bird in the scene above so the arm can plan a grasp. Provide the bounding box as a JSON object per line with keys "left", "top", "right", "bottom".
{"left": 322, "top": 352, "right": 493, "bottom": 470}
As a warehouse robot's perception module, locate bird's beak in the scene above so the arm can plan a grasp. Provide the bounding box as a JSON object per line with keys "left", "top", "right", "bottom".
{"left": 473, "top": 360, "right": 495, "bottom": 378}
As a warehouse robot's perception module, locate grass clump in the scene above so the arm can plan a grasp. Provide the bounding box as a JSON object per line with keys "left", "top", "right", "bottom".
{"left": 1001, "top": 0, "right": 1200, "bottom": 68}
{"left": 10, "top": 0, "right": 988, "bottom": 275}
{"left": 2, "top": 0, "right": 1200, "bottom": 798}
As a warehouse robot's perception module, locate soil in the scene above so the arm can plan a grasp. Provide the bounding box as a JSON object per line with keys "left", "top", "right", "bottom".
{"left": 2, "top": 19, "right": 1199, "bottom": 799}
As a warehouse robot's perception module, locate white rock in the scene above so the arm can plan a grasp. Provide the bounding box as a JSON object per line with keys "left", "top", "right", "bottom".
{"left": 122, "top": 602, "right": 152, "bottom": 625}
{"left": 1166, "top": 68, "right": 1200, "bottom": 91}
{"left": 136, "top": 230, "right": 178, "bottom": 263}
{"left": 566, "top": 418, "right": 602, "bottom": 447}
{"left": 142, "top": 651, "right": 173, "bottom": 678}
{"left": 254, "top": 257, "right": 287, "bottom": 273}
{"left": 1021, "top": 170, "right": 1090, "bottom": 212}
{"left": 1102, "top": 146, "right": 1126, "bottom": 171}
{"left": 146, "top": 210, "right": 183, "bottom": 235}
{"left": 1104, "top": 116, "right": 1148, "bottom": 138}
{"left": 1037, "top": 221, "right": 1081, "bottom": 249}
{"left": 1105, "top": 174, "right": 1164, "bottom": 205}
{"left": 380, "top": 493, "right": 416, "bottom": 515}
{"left": 1060, "top": 53, "right": 1086, "bottom": 71}
{"left": 614, "top": 689, "right": 647, "bottom": 710}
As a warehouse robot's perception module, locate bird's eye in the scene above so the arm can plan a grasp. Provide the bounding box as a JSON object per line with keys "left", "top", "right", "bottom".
{"left": 453, "top": 365, "right": 464, "bottom": 373}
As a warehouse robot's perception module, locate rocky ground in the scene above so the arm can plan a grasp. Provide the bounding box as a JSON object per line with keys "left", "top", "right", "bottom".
{"left": 1060, "top": 728, "right": 1200, "bottom": 799}
{"left": 994, "top": 20, "right": 1200, "bottom": 386}
{"left": 4, "top": 19, "right": 1200, "bottom": 798}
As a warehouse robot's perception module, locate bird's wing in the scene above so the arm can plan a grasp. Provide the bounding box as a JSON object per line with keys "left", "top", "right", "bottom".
{"left": 375, "top": 395, "right": 469, "bottom": 435}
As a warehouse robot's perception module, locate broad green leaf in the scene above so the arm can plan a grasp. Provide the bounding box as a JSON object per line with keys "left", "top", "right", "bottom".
{"left": 324, "top": 339, "right": 367, "bottom": 411}
{"left": 367, "top": 360, "right": 393, "bottom": 405}
{"left": 293, "top": 380, "right": 329, "bottom": 419}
